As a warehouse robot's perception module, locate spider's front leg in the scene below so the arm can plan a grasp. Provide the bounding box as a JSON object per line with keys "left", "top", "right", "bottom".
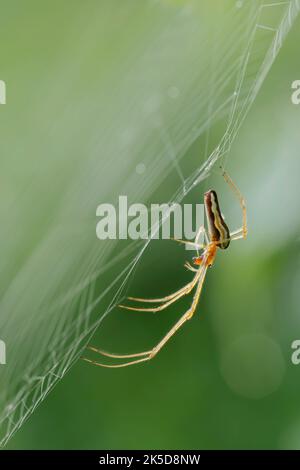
{"left": 82, "top": 263, "right": 209, "bottom": 368}
{"left": 221, "top": 168, "right": 248, "bottom": 241}
{"left": 119, "top": 226, "right": 208, "bottom": 312}
{"left": 119, "top": 267, "right": 202, "bottom": 313}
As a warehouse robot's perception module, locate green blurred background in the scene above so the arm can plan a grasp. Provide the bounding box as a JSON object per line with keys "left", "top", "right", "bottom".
{"left": 1, "top": 0, "right": 300, "bottom": 450}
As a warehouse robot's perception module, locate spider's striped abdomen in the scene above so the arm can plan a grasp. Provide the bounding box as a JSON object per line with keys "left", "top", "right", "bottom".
{"left": 204, "top": 190, "right": 230, "bottom": 249}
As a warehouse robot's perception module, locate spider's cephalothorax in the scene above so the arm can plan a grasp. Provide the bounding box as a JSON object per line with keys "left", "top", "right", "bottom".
{"left": 204, "top": 190, "right": 230, "bottom": 249}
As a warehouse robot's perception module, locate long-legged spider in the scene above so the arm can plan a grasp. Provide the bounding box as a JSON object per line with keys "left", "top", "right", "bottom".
{"left": 83, "top": 168, "right": 247, "bottom": 368}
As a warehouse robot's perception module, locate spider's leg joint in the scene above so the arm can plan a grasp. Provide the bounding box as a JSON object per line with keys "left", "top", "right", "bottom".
{"left": 186, "top": 308, "right": 194, "bottom": 320}
{"left": 149, "top": 349, "right": 156, "bottom": 359}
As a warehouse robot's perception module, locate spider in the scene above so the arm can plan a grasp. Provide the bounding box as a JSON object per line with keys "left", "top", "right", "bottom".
{"left": 83, "top": 168, "right": 247, "bottom": 368}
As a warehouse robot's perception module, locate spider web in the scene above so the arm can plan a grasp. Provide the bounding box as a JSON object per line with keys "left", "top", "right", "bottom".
{"left": 0, "top": 0, "right": 299, "bottom": 447}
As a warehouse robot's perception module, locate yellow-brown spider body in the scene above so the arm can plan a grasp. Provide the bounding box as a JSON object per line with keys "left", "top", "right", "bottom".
{"left": 83, "top": 170, "right": 247, "bottom": 368}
